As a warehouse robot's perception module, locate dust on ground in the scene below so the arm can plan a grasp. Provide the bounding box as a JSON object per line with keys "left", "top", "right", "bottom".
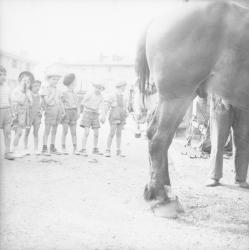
{"left": 0, "top": 121, "right": 248, "bottom": 250}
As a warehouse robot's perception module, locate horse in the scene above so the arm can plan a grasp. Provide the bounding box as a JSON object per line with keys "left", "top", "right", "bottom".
{"left": 135, "top": 1, "right": 249, "bottom": 218}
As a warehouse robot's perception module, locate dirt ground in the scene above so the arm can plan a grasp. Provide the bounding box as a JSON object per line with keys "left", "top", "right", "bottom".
{"left": 0, "top": 119, "right": 249, "bottom": 250}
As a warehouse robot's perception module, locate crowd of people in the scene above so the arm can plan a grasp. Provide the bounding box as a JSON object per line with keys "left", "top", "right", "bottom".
{"left": 0, "top": 65, "right": 129, "bottom": 160}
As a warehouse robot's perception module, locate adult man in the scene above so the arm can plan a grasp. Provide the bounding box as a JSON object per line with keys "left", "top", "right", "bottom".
{"left": 207, "top": 94, "right": 249, "bottom": 188}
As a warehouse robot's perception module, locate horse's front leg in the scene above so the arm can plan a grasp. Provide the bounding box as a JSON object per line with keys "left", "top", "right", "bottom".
{"left": 144, "top": 97, "right": 193, "bottom": 218}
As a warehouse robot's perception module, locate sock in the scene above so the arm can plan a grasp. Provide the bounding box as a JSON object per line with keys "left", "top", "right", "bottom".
{"left": 42, "top": 145, "right": 47, "bottom": 150}
{"left": 62, "top": 144, "right": 66, "bottom": 149}
{"left": 50, "top": 144, "right": 55, "bottom": 149}
{"left": 73, "top": 144, "right": 77, "bottom": 150}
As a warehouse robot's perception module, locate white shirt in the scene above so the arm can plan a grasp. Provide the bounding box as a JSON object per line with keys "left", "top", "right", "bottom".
{"left": 0, "top": 84, "right": 11, "bottom": 108}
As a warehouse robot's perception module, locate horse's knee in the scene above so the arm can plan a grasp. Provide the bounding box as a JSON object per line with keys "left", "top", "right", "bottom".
{"left": 149, "top": 133, "right": 167, "bottom": 153}
{"left": 147, "top": 125, "right": 156, "bottom": 140}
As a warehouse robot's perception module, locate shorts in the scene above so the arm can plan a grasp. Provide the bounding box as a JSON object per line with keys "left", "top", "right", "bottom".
{"left": 80, "top": 111, "right": 100, "bottom": 129}
{"left": 0, "top": 107, "right": 12, "bottom": 129}
{"left": 30, "top": 112, "right": 42, "bottom": 127}
{"left": 109, "top": 108, "right": 126, "bottom": 126}
{"left": 62, "top": 108, "right": 78, "bottom": 126}
{"left": 45, "top": 105, "right": 61, "bottom": 126}
{"left": 12, "top": 107, "right": 26, "bottom": 129}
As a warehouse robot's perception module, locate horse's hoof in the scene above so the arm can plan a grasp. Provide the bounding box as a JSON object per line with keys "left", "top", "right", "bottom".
{"left": 135, "top": 132, "right": 141, "bottom": 138}
{"left": 151, "top": 198, "right": 184, "bottom": 219}
{"left": 144, "top": 184, "right": 155, "bottom": 201}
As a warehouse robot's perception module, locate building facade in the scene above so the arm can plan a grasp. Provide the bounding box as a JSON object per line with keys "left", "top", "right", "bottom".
{"left": 45, "top": 61, "right": 136, "bottom": 93}
{"left": 0, "top": 51, "right": 37, "bottom": 88}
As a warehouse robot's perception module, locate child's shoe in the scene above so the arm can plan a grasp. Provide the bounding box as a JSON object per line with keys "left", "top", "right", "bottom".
{"left": 73, "top": 148, "right": 81, "bottom": 155}
{"left": 79, "top": 149, "right": 88, "bottom": 157}
{"left": 92, "top": 148, "right": 103, "bottom": 155}
{"left": 41, "top": 145, "right": 51, "bottom": 156}
{"left": 116, "top": 150, "right": 125, "bottom": 157}
{"left": 4, "top": 152, "right": 15, "bottom": 160}
{"left": 61, "top": 147, "right": 69, "bottom": 155}
{"left": 50, "top": 145, "right": 61, "bottom": 155}
{"left": 104, "top": 149, "right": 111, "bottom": 157}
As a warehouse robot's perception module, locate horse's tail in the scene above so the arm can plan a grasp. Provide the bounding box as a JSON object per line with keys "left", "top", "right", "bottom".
{"left": 135, "top": 26, "right": 150, "bottom": 99}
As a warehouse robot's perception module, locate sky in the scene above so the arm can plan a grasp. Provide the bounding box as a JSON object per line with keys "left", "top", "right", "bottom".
{"left": 0, "top": 0, "right": 186, "bottom": 64}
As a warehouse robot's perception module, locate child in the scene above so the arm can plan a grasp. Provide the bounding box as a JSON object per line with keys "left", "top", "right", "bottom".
{"left": 61, "top": 73, "right": 80, "bottom": 155}
{"left": 24, "top": 80, "right": 42, "bottom": 154}
{"left": 80, "top": 83, "right": 105, "bottom": 156}
{"left": 40, "top": 71, "right": 63, "bottom": 155}
{"left": 11, "top": 71, "right": 34, "bottom": 157}
{"left": 101, "top": 81, "right": 128, "bottom": 157}
{"left": 0, "top": 65, "right": 15, "bottom": 160}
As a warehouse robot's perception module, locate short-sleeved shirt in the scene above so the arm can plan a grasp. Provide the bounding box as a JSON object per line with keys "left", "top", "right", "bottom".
{"left": 11, "top": 87, "right": 28, "bottom": 107}
{"left": 40, "top": 85, "right": 61, "bottom": 107}
{"left": 81, "top": 92, "right": 103, "bottom": 113}
{"left": 104, "top": 93, "right": 128, "bottom": 109}
{"left": 61, "top": 89, "right": 78, "bottom": 109}
{"left": 31, "top": 93, "right": 41, "bottom": 115}
{"left": 0, "top": 84, "right": 11, "bottom": 108}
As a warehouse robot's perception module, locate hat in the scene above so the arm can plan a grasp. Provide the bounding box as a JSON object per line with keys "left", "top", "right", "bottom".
{"left": 45, "top": 68, "right": 61, "bottom": 79}
{"left": 63, "top": 73, "right": 75, "bottom": 86}
{"left": 18, "top": 71, "right": 35, "bottom": 83}
{"left": 115, "top": 81, "right": 127, "bottom": 88}
{"left": 0, "top": 65, "right": 6, "bottom": 74}
{"left": 92, "top": 83, "right": 105, "bottom": 90}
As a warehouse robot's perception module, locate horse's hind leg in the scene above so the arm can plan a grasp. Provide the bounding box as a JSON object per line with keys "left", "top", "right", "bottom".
{"left": 145, "top": 96, "right": 194, "bottom": 217}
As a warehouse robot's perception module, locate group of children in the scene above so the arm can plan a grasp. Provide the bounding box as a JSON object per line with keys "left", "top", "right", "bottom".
{"left": 0, "top": 65, "right": 128, "bottom": 160}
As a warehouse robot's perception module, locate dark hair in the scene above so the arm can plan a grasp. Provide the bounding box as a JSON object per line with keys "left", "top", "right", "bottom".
{"left": 18, "top": 71, "right": 35, "bottom": 83}
{"left": 63, "top": 73, "right": 75, "bottom": 86}
{"left": 0, "top": 65, "right": 7, "bottom": 74}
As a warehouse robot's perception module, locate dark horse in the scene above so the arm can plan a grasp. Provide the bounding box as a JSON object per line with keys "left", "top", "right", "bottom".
{"left": 135, "top": 1, "right": 249, "bottom": 217}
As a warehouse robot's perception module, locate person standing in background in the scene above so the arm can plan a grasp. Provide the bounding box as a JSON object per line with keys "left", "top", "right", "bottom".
{"left": 61, "top": 73, "right": 80, "bottom": 155}
{"left": 40, "top": 71, "right": 63, "bottom": 155}
{"left": 11, "top": 71, "right": 34, "bottom": 157}
{"left": 80, "top": 83, "right": 105, "bottom": 157}
{"left": 0, "top": 65, "right": 15, "bottom": 160}
{"left": 101, "top": 81, "right": 128, "bottom": 157}
{"left": 24, "top": 80, "right": 42, "bottom": 155}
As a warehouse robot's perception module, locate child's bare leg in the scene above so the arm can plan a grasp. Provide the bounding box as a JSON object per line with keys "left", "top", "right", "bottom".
{"left": 116, "top": 124, "right": 122, "bottom": 151}
{"left": 82, "top": 127, "right": 90, "bottom": 150}
{"left": 43, "top": 124, "right": 51, "bottom": 146}
{"left": 24, "top": 128, "right": 30, "bottom": 149}
{"left": 33, "top": 124, "right": 40, "bottom": 151}
{"left": 51, "top": 125, "right": 58, "bottom": 146}
{"left": 3, "top": 124, "right": 11, "bottom": 153}
{"left": 13, "top": 127, "right": 23, "bottom": 151}
{"left": 70, "top": 124, "right": 77, "bottom": 152}
{"left": 93, "top": 128, "right": 99, "bottom": 149}
{"left": 106, "top": 124, "right": 116, "bottom": 150}
{"left": 70, "top": 124, "right": 77, "bottom": 147}
{"left": 62, "top": 124, "right": 69, "bottom": 148}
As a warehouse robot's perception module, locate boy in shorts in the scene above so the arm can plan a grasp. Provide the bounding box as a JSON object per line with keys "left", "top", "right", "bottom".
{"left": 80, "top": 83, "right": 104, "bottom": 156}
{"left": 11, "top": 71, "right": 34, "bottom": 157}
{"left": 0, "top": 65, "right": 15, "bottom": 160}
{"left": 40, "top": 71, "right": 63, "bottom": 155}
{"left": 61, "top": 73, "right": 80, "bottom": 155}
{"left": 24, "top": 80, "right": 42, "bottom": 154}
{"left": 101, "top": 81, "right": 128, "bottom": 157}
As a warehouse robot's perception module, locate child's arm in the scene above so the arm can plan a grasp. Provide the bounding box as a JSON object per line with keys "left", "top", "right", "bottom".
{"left": 59, "top": 92, "right": 66, "bottom": 117}
{"left": 100, "top": 95, "right": 112, "bottom": 123}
